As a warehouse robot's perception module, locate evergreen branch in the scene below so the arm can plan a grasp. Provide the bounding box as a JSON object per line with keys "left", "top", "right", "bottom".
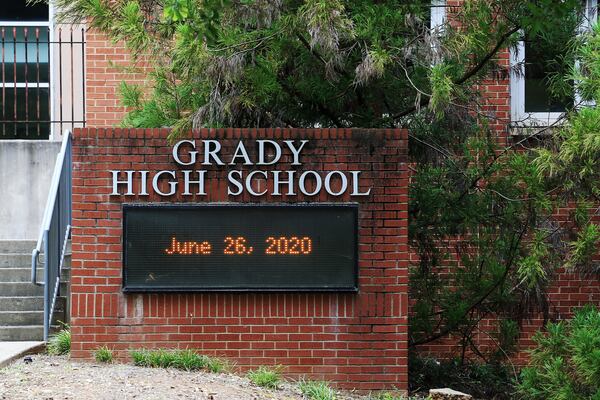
{"left": 275, "top": 72, "right": 343, "bottom": 127}
{"left": 410, "top": 221, "right": 528, "bottom": 348}
{"left": 392, "top": 25, "right": 521, "bottom": 120}
{"left": 455, "top": 25, "right": 521, "bottom": 86}
{"left": 210, "top": 30, "right": 283, "bottom": 54}
{"left": 295, "top": 32, "right": 368, "bottom": 108}
{"left": 296, "top": 32, "right": 330, "bottom": 67}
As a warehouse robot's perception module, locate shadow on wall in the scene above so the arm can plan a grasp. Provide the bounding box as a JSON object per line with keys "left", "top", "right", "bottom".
{"left": 0, "top": 141, "right": 60, "bottom": 239}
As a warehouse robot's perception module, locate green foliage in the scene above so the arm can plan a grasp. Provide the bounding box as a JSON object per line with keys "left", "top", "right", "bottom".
{"left": 54, "top": 0, "right": 588, "bottom": 133}
{"left": 408, "top": 119, "right": 561, "bottom": 353}
{"left": 47, "top": 326, "right": 71, "bottom": 356}
{"left": 494, "top": 319, "right": 520, "bottom": 359}
{"left": 535, "top": 24, "right": 600, "bottom": 200}
{"left": 298, "top": 380, "right": 337, "bottom": 400}
{"left": 428, "top": 63, "right": 454, "bottom": 118}
{"left": 246, "top": 366, "right": 282, "bottom": 389}
{"left": 163, "top": 0, "right": 190, "bottom": 22}
{"left": 409, "top": 354, "right": 515, "bottom": 399}
{"left": 567, "top": 223, "right": 600, "bottom": 270}
{"left": 119, "top": 81, "right": 142, "bottom": 109}
{"left": 517, "top": 305, "right": 600, "bottom": 400}
{"left": 516, "top": 232, "right": 551, "bottom": 291}
{"left": 409, "top": 15, "right": 599, "bottom": 360}
{"left": 130, "top": 348, "right": 223, "bottom": 372}
{"left": 575, "top": 23, "right": 600, "bottom": 101}
{"left": 94, "top": 346, "right": 114, "bottom": 363}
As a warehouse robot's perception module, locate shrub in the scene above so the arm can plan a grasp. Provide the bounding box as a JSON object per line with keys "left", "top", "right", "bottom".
{"left": 94, "top": 346, "right": 114, "bottom": 363}
{"left": 247, "top": 366, "right": 282, "bottom": 389}
{"left": 409, "top": 354, "right": 513, "bottom": 399}
{"left": 47, "top": 326, "right": 71, "bottom": 355}
{"left": 517, "top": 305, "right": 600, "bottom": 400}
{"left": 298, "top": 380, "right": 337, "bottom": 400}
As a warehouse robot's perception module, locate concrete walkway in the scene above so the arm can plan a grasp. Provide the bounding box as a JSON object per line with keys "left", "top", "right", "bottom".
{"left": 0, "top": 341, "right": 45, "bottom": 368}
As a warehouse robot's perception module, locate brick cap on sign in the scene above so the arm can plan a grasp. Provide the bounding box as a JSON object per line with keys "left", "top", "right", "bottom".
{"left": 72, "top": 127, "right": 409, "bottom": 141}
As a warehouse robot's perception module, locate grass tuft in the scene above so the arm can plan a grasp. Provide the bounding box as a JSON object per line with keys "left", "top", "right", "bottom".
{"left": 129, "top": 348, "right": 226, "bottom": 372}
{"left": 205, "top": 356, "right": 227, "bottom": 373}
{"left": 130, "top": 348, "right": 150, "bottom": 366}
{"left": 47, "top": 326, "right": 71, "bottom": 355}
{"left": 298, "top": 380, "right": 337, "bottom": 400}
{"left": 172, "top": 349, "right": 208, "bottom": 371}
{"left": 247, "top": 366, "right": 282, "bottom": 389}
{"left": 94, "top": 346, "right": 114, "bottom": 363}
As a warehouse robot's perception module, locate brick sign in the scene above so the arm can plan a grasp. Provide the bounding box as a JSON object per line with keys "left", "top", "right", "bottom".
{"left": 70, "top": 128, "right": 409, "bottom": 391}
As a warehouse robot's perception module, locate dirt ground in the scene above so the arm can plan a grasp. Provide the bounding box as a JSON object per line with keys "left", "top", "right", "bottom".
{"left": 0, "top": 355, "right": 385, "bottom": 400}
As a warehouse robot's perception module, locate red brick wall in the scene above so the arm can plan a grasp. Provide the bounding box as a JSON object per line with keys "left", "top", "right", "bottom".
{"left": 85, "top": 32, "right": 149, "bottom": 126}
{"left": 70, "top": 127, "right": 409, "bottom": 392}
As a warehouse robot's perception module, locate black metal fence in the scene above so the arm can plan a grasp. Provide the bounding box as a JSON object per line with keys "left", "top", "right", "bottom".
{"left": 0, "top": 25, "right": 85, "bottom": 139}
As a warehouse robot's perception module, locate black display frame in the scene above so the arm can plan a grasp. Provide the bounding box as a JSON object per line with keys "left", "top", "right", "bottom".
{"left": 122, "top": 203, "right": 359, "bottom": 293}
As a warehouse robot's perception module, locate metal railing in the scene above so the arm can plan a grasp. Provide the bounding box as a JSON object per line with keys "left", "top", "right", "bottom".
{"left": 1, "top": 24, "right": 85, "bottom": 139}
{"left": 31, "top": 130, "right": 72, "bottom": 341}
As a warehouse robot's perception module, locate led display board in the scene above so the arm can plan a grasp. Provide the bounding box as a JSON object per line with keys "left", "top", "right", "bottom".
{"left": 123, "top": 204, "right": 358, "bottom": 292}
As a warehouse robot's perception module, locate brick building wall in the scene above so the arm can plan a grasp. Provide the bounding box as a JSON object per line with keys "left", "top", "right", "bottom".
{"left": 70, "top": 127, "right": 410, "bottom": 391}
{"left": 81, "top": 1, "right": 600, "bottom": 369}
{"left": 85, "top": 32, "right": 149, "bottom": 126}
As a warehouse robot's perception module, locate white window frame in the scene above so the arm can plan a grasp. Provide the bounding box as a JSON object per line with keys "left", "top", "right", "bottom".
{"left": 0, "top": 0, "right": 54, "bottom": 140}
{"left": 430, "top": 0, "right": 446, "bottom": 32}
{"left": 510, "top": 0, "right": 597, "bottom": 126}
{"left": 0, "top": 20, "right": 51, "bottom": 92}
{"left": 575, "top": 0, "right": 598, "bottom": 107}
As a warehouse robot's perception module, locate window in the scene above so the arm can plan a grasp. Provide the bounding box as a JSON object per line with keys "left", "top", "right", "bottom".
{"left": 510, "top": 0, "right": 597, "bottom": 126}
{"left": 430, "top": 0, "right": 446, "bottom": 32}
{"left": 1, "top": 1, "right": 50, "bottom": 139}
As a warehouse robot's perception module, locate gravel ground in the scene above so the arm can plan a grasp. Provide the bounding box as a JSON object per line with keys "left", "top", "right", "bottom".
{"left": 0, "top": 355, "right": 373, "bottom": 400}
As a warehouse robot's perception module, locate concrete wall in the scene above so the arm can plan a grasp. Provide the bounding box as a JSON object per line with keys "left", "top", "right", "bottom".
{"left": 0, "top": 141, "right": 60, "bottom": 240}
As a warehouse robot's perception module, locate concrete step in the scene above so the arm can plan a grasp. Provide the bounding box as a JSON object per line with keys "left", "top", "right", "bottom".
{"left": 0, "top": 296, "right": 66, "bottom": 312}
{"left": 0, "top": 311, "right": 44, "bottom": 326}
{"left": 0, "top": 268, "right": 43, "bottom": 282}
{"left": 0, "top": 296, "right": 43, "bottom": 311}
{"left": 0, "top": 267, "right": 70, "bottom": 283}
{"left": 0, "top": 254, "right": 32, "bottom": 268}
{"left": 0, "top": 242, "right": 70, "bottom": 342}
{"left": 0, "top": 240, "right": 36, "bottom": 254}
{"left": 0, "top": 253, "right": 71, "bottom": 269}
{"left": 0, "top": 324, "right": 64, "bottom": 341}
{"left": 0, "top": 281, "right": 69, "bottom": 296}
{"left": 0, "top": 282, "right": 44, "bottom": 296}
{"left": 0, "top": 325, "right": 43, "bottom": 341}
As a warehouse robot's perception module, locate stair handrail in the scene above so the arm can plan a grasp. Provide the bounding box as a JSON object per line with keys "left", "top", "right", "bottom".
{"left": 31, "top": 130, "right": 72, "bottom": 341}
